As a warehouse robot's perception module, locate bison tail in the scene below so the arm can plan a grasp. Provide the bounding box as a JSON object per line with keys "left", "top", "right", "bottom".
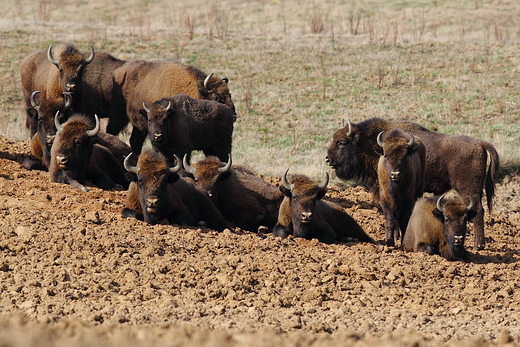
{"left": 483, "top": 142, "right": 499, "bottom": 213}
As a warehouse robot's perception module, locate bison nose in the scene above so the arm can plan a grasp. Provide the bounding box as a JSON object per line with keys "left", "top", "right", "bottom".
{"left": 46, "top": 135, "right": 55, "bottom": 145}
{"left": 301, "top": 212, "right": 313, "bottom": 223}
{"left": 65, "top": 83, "right": 76, "bottom": 92}
{"left": 325, "top": 156, "right": 331, "bottom": 164}
{"left": 56, "top": 154, "right": 68, "bottom": 167}
{"left": 453, "top": 235, "right": 464, "bottom": 246}
{"left": 153, "top": 133, "right": 162, "bottom": 142}
{"left": 390, "top": 171, "right": 400, "bottom": 181}
{"left": 146, "top": 197, "right": 159, "bottom": 213}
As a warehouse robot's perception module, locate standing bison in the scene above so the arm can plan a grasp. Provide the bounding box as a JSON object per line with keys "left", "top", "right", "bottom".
{"left": 326, "top": 117, "right": 499, "bottom": 251}
{"left": 49, "top": 114, "right": 130, "bottom": 191}
{"left": 109, "top": 59, "right": 235, "bottom": 155}
{"left": 141, "top": 94, "right": 235, "bottom": 164}
{"left": 375, "top": 128, "right": 426, "bottom": 247}
{"left": 403, "top": 195, "right": 476, "bottom": 261}
{"left": 122, "top": 149, "right": 229, "bottom": 230}
{"left": 183, "top": 154, "right": 284, "bottom": 232}
{"left": 272, "top": 169, "right": 376, "bottom": 245}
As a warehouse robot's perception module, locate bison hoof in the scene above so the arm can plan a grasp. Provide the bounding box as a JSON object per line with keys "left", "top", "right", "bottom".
{"left": 198, "top": 220, "right": 207, "bottom": 227}
{"left": 257, "top": 226, "right": 270, "bottom": 234}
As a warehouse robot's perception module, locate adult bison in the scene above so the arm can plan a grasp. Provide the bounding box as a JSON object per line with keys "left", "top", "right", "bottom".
{"left": 272, "top": 169, "right": 377, "bottom": 245}
{"left": 49, "top": 114, "right": 130, "bottom": 191}
{"left": 122, "top": 149, "right": 229, "bottom": 230}
{"left": 375, "top": 128, "right": 426, "bottom": 247}
{"left": 326, "top": 117, "right": 499, "bottom": 251}
{"left": 183, "top": 154, "right": 284, "bottom": 232}
{"left": 403, "top": 195, "right": 477, "bottom": 261}
{"left": 108, "top": 59, "right": 235, "bottom": 155}
{"left": 20, "top": 43, "right": 126, "bottom": 137}
{"left": 141, "top": 94, "right": 235, "bottom": 164}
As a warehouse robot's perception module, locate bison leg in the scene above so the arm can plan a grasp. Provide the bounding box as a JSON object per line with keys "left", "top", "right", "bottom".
{"left": 416, "top": 242, "right": 438, "bottom": 255}
{"left": 121, "top": 208, "right": 144, "bottom": 221}
{"left": 273, "top": 224, "right": 292, "bottom": 239}
{"left": 22, "top": 155, "right": 47, "bottom": 171}
{"left": 472, "top": 204, "right": 486, "bottom": 251}
{"left": 129, "top": 127, "right": 147, "bottom": 155}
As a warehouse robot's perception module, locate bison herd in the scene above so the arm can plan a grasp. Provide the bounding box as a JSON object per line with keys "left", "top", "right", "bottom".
{"left": 20, "top": 43, "right": 500, "bottom": 262}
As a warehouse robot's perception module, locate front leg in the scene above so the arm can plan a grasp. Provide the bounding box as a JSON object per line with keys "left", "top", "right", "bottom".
{"left": 121, "top": 208, "right": 144, "bottom": 221}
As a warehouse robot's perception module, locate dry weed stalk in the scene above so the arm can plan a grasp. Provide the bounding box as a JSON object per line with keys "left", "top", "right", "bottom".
{"left": 37, "top": 0, "right": 53, "bottom": 22}
{"left": 208, "top": 1, "right": 229, "bottom": 40}
{"left": 181, "top": 12, "right": 195, "bottom": 40}
{"left": 309, "top": 7, "right": 325, "bottom": 34}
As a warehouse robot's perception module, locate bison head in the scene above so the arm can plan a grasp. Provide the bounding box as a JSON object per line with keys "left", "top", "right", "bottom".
{"left": 140, "top": 100, "right": 173, "bottom": 150}
{"left": 375, "top": 128, "right": 418, "bottom": 184}
{"left": 47, "top": 44, "right": 95, "bottom": 95}
{"left": 124, "top": 149, "right": 182, "bottom": 225}
{"left": 433, "top": 195, "right": 477, "bottom": 260}
{"left": 182, "top": 154, "right": 232, "bottom": 198}
{"left": 200, "top": 73, "right": 236, "bottom": 114}
{"left": 50, "top": 113, "right": 100, "bottom": 188}
{"left": 280, "top": 169, "right": 329, "bottom": 238}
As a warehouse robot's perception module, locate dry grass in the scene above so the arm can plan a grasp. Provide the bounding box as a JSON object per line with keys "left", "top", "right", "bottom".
{"left": 1, "top": 0, "right": 520, "bottom": 180}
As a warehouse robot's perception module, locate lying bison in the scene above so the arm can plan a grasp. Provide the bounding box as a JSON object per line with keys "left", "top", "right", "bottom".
{"left": 122, "top": 149, "right": 229, "bottom": 230}
{"left": 141, "top": 94, "right": 235, "bottom": 164}
{"left": 183, "top": 154, "right": 283, "bottom": 232}
{"left": 109, "top": 59, "right": 235, "bottom": 155}
{"left": 403, "top": 195, "right": 476, "bottom": 261}
{"left": 326, "top": 117, "right": 499, "bottom": 251}
{"left": 49, "top": 114, "right": 130, "bottom": 191}
{"left": 375, "top": 128, "right": 426, "bottom": 247}
{"left": 272, "top": 169, "right": 377, "bottom": 244}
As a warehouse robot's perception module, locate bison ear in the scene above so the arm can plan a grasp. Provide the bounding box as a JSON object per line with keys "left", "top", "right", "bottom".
{"left": 316, "top": 188, "right": 327, "bottom": 200}
{"left": 26, "top": 108, "right": 38, "bottom": 120}
{"left": 139, "top": 108, "right": 148, "bottom": 119}
{"left": 167, "top": 172, "right": 180, "bottom": 184}
{"left": 432, "top": 208, "right": 444, "bottom": 222}
{"left": 467, "top": 209, "right": 477, "bottom": 221}
{"left": 279, "top": 184, "right": 292, "bottom": 197}
{"left": 373, "top": 144, "right": 383, "bottom": 156}
{"left": 407, "top": 142, "right": 419, "bottom": 154}
{"left": 125, "top": 172, "right": 137, "bottom": 182}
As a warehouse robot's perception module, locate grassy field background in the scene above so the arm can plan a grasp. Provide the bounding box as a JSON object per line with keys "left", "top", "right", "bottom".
{"left": 1, "top": 0, "right": 519, "bottom": 180}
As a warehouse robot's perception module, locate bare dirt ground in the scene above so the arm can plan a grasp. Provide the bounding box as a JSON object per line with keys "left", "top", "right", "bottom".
{"left": 0, "top": 135, "right": 520, "bottom": 346}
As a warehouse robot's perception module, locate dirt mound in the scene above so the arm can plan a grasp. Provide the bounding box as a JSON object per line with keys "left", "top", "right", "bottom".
{"left": 0, "top": 136, "right": 519, "bottom": 346}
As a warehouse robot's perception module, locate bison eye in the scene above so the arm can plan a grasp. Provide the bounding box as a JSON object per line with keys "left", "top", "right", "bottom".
{"left": 337, "top": 140, "right": 348, "bottom": 147}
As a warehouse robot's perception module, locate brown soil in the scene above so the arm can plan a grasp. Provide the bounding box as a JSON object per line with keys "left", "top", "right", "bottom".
{"left": 0, "top": 136, "right": 519, "bottom": 347}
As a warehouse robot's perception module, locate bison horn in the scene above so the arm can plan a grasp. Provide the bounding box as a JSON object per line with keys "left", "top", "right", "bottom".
{"left": 204, "top": 73, "right": 214, "bottom": 90}
{"left": 222, "top": 77, "right": 229, "bottom": 84}
{"left": 47, "top": 45, "right": 59, "bottom": 66}
{"left": 282, "top": 169, "right": 294, "bottom": 191}
{"left": 164, "top": 102, "right": 171, "bottom": 112}
{"left": 407, "top": 132, "right": 415, "bottom": 146}
{"left": 84, "top": 44, "right": 95, "bottom": 64}
{"left": 377, "top": 131, "right": 385, "bottom": 148}
{"left": 54, "top": 111, "right": 63, "bottom": 132}
{"left": 123, "top": 153, "right": 138, "bottom": 173}
{"left": 182, "top": 154, "right": 196, "bottom": 174}
{"left": 30, "top": 91, "right": 40, "bottom": 109}
{"left": 218, "top": 154, "right": 232, "bottom": 173}
{"left": 86, "top": 114, "right": 100, "bottom": 137}
{"left": 346, "top": 119, "right": 353, "bottom": 137}
{"left": 142, "top": 102, "right": 150, "bottom": 113}
{"left": 62, "top": 92, "right": 73, "bottom": 108}
{"left": 318, "top": 172, "right": 329, "bottom": 191}
{"left": 436, "top": 194, "right": 446, "bottom": 213}
{"left": 466, "top": 196, "right": 475, "bottom": 211}
{"left": 169, "top": 154, "right": 182, "bottom": 174}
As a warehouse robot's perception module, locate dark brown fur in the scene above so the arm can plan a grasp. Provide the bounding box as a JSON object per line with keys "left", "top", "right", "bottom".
{"left": 326, "top": 117, "right": 499, "bottom": 251}
{"left": 141, "top": 95, "right": 235, "bottom": 164}
{"left": 403, "top": 196, "right": 477, "bottom": 261}
{"left": 375, "top": 128, "right": 426, "bottom": 247}
{"left": 49, "top": 114, "right": 130, "bottom": 191}
{"left": 272, "top": 172, "right": 376, "bottom": 244}
{"left": 184, "top": 156, "right": 284, "bottom": 232}
{"left": 109, "top": 59, "right": 235, "bottom": 154}
{"left": 122, "top": 149, "right": 229, "bottom": 230}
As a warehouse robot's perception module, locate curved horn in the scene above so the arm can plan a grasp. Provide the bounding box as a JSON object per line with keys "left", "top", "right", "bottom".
{"left": 86, "top": 114, "right": 100, "bottom": 137}
{"left": 54, "top": 111, "right": 63, "bottom": 132}
{"left": 218, "top": 154, "right": 232, "bottom": 173}
{"left": 222, "top": 77, "right": 229, "bottom": 84}
{"left": 169, "top": 154, "right": 182, "bottom": 174}
{"left": 62, "top": 92, "right": 73, "bottom": 108}
{"left": 164, "top": 101, "right": 171, "bottom": 112}
{"left": 377, "top": 131, "right": 385, "bottom": 148}
{"left": 142, "top": 102, "right": 150, "bottom": 113}
{"left": 436, "top": 194, "right": 446, "bottom": 213}
{"left": 84, "top": 44, "right": 95, "bottom": 64}
{"left": 182, "top": 154, "right": 196, "bottom": 174}
{"left": 466, "top": 196, "right": 475, "bottom": 211}
{"left": 282, "top": 169, "right": 294, "bottom": 191}
{"left": 123, "top": 153, "right": 138, "bottom": 173}
{"left": 318, "top": 172, "right": 329, "bottom": 190}
{"left": 407, "top": 132, "right": 414, "bottom": 146}
{"left": 204, "top": 73, "right": 214, "bottom": 90}
{"left": 346, "top": 119, "right": 353, "bottom": 137}
{"left": 30, "top": 91, "right": 40, "bottom": 109}
{"left": 47, "top": 44, "right": 59, "bottom": 66}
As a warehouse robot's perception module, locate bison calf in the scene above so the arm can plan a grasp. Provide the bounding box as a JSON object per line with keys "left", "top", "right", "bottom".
{"left": 122, "top": 149, "right": 229, "bottom": 231}
{"left": 273, "top": 169, "right": 376, "bottom": 244}
{"left": 375, "top": 128, "right": 426, "bottom": 247}
{"left": 403, "top": 195, "right": 477, "bottom": 261}
{"left": 183, "top": 154, "right": 284, "bottom": 232}
{"left": 49, "top": 114, "right": 130, "bottom": 191}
